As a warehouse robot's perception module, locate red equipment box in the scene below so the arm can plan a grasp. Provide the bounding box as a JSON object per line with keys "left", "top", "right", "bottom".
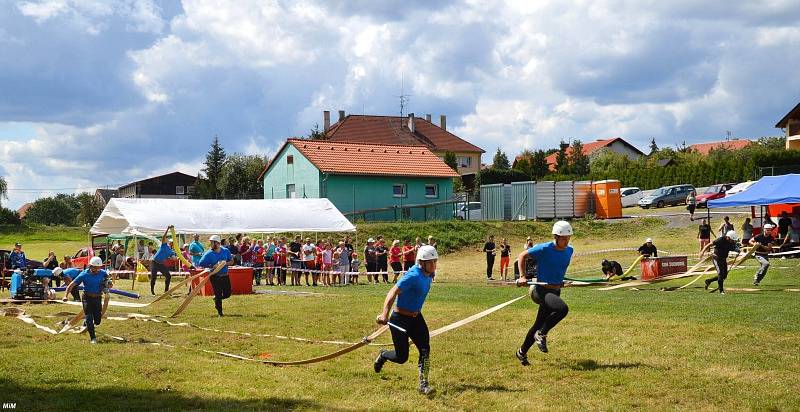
{"left": 189, "top": 267, "right": 254, "bottom": 296}
{"left": 640, "top": 256, "right": 688, "bottom": 280}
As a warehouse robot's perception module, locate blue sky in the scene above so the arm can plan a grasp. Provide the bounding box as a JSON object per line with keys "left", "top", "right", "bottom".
{"left": 1, "top": 0, "right": 799, "bottom": 209}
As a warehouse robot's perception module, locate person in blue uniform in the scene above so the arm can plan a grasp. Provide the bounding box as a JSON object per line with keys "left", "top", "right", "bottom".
{"left": 198, "top": 235, "right": 234, "bottom": 316}
{"left": 150, "top": 225, "right": 177, "bottom": 295}
{"left": 62, "top": 257, "right": 109, "bottom": 344}
{"left": 514, "top": 221, "right": 575, "bottom": 366}
{"left": 54, "top": 267, "right": 81, "bottom": 301}
{"left": 373, "top": 245, "right": 438, "bottom": 395}
{"left": 9, "top": 243, "right": 27, "bottom": 270}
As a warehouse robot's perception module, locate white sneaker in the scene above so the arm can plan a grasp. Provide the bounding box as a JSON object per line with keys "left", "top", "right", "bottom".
{"left": 90, "top": 339, "right": 97, "bottom": 344}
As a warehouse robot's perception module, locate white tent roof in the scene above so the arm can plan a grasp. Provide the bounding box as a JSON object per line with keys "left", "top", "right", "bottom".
{"left": 91, "top": 198, "right": 356, "bottom": 235}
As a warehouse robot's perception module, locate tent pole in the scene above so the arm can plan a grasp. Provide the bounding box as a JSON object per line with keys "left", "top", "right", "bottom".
{"left": 132, "top": 234, "right": 137, "bottom": 290}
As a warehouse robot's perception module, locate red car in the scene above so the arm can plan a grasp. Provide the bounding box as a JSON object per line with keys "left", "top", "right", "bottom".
{"left": 695, "top": 183, "right": 735, "bottom": 208}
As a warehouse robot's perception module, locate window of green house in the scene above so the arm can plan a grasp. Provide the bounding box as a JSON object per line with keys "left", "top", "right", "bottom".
{"left": 393, "top": 184, "right": 407, "bottom": 198}
{"left": 425, "top": 184, "right": 438, "bottom": 198}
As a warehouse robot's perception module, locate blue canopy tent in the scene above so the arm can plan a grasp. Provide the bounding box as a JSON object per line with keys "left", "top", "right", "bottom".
{"left": 708, "top": 174, "right": 800, "bottom": 208}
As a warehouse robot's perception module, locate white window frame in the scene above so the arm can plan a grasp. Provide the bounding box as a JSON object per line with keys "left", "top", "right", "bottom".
{"left": 186, "top": 185, "right": 195, "bottom": 194}
{"left": 457, "top": 156, "right": 471, "bottom": 168}
{"left": 393, "top": 183, "right": 407, "bottom": 198}
{"left": 425, "top": 184, "right": 438, "bottom": 198}
{"left": 175, "top": 186, "right": 185, "bottom": 195}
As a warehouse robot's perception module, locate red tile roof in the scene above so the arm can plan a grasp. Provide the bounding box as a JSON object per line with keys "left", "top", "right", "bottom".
{"left": 543, "top": 138, "right": 642, "bottom": 171}
{"left": 258, "top": 139, "right": 460, "bottom": 180}
{"left": 324, "top": 115, "right": 484, "bottom": 153}
{"left": 17, "top": 203, "right": 32, "bottom": 219}
{"left": 688, "top": 139, "right": 753, "bottom": 155}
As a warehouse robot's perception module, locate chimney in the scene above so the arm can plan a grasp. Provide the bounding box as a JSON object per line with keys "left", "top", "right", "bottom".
{"left": 323, "top": 110, "right": 330, "bottom": 131}
{"left": 408, "top": 113, "right": 415, "bottom": 133}
{"left": 440, "top": 115, "right": 447, "bottom": 131}
{"left": 425, "top": 113, "right": 432, "bottom": 122}
{"left": 338, "top": 110, "right": 345, "bottom": 122}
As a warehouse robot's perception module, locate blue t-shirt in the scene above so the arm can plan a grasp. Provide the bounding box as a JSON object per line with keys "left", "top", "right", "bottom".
{"left": 198, "top": 247, "right": 233, "bottom": 276}
{"left": 72, "top": 269, "right": 108, "bottom": 294}
{"left": 527, "top": 242, "right": 574, "bottom": 285}
{"left": 395, "top": 265, "right": 432, "bottom": 313}
{"left": 153, "top": 243, "right": 176, "bottom": 263}
{"left": 62, "top": 268, "right": 81, "bottom": 279}
{"left": 9, "top": 251, "right": 26, "bottom": 269}
{"left": 189, "top": 241, "right": 205, "bottom": 266}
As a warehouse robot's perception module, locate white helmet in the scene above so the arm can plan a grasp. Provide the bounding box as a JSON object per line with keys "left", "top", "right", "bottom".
{"left": 89, "top": 256, "right": 103, "bottom": 267}
{"left": 552, "top": 221, "right": 573, "bottom": 236}
{"left": 645, "top": 238, "right": 653, "bottom": 243}
{"left": 763, "top": 224, "right": 774, "bottom": 230}
{"left": 726, "top": 230, "right": 739, "bottom": 241}
{"left": 52, "top": 267, "right": 63, "bottom": 277}
{"left": 416, "top": 245, "right": 439, "bottom": 262}
{"left": 209, "top": 235, "right": 222, "bottom": 243}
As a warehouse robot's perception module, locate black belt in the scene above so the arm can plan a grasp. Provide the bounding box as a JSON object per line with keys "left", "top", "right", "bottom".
{"left": 394, "top": 308, "right": 420, "bottom": 317}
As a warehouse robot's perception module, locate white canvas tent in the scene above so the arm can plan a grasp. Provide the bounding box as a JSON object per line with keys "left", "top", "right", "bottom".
{"left": 91, "top": 198, "right": 356, "bottom": 236}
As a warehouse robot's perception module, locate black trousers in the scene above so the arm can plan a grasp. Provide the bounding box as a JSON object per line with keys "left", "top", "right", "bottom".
{"left": 378, "top": 260, "right": 389, "bottom": 281}
{"left": 521, "top": 287, "right": 568, "bottom": 353}
{"left": 253, "top": 262, "right": 263, "bottom": 284}
{"left": 82, "top": 295, "right": 103, "bottom": 340}
{"left": 486, "top": 254, "right": 495, "bottom": 278}
{"left": 366, "top": 260, "right": 378, "bottom": 274}
{"left": 210, "top": 274, "right": 232, "bottom": 315}
{"left": 708, "top": 256, "right": 728, "bottom": 292}
{"left": 64, "top": 278, "right": 80, "bottom": 301}
{"left": 381, "top": 312, "right": 430, "bottom": 382}
{"left": 150, "top": 261, "right": 172, "bottom": 293}
{"left": 403, "top": 261, "right": 414, "bottom": 271}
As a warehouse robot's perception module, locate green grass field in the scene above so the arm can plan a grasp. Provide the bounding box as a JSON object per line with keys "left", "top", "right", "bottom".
{"left": 2, "top": 219, "right": 799, "bottom": 411}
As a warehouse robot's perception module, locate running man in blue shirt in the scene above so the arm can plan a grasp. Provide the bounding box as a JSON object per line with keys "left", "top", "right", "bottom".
{"left": 373, "top": 245, "right": 438, "bottom": 395}
{"left": 198, "top": 235, "right": 234, "bottom": 317}
{"left": 514, "top": 221, "right": 574, "bottom": 366}
{"left": 62, "top": 257, "right": 110, "bottom": 344}
{"left": 150, "top": 225, "right": 177, "bottom": 295}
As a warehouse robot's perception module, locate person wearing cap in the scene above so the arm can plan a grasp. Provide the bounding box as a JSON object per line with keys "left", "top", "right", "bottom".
{"left": 514, "top": 220, "right": 574, "bottom": 366}
{"left": 364, "top": 238, "right": 378, "bottom": 284}
{"left": 150, "top": 226, "right": 177, "bottom": 295}
{"left": 750, "top": 224, "right": 776, "bottom": 286}
{"left": 9, "top": 242, "right": 27, "bottom": 270}
{"left": 198, "top": 235, "right": 234, "bottom": 316}
{"left": 62, "top": 256, "right": 110, "bottom": 344}
{"left": 702, "top": 230, "right": 740, "bottom": 294}
{"left": 637, "top": 238, "right": 658, "bottom": 258}
{"left": 373, "top": 244, "right": 438, "bottom": 395}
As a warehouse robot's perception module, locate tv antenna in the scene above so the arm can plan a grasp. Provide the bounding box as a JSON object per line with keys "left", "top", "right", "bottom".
{"left": 398, "top": 73, "right": 411, "bottom": 120}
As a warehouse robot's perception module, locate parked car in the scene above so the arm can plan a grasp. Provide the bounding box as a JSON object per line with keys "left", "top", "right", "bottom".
{"left": 638, "top": 184, "right": 695, "bottom": 208}
{"left": 455, "top": 202, "right": 482, "bottom": 220}
{"left": 620, "top": 187, "right": 644, "bottom": 208}
{"left": 695, "top": 183, "right": 735, "bottom": 208}
{"left": 725, "top": 181, "right": 756, "bottom": 197}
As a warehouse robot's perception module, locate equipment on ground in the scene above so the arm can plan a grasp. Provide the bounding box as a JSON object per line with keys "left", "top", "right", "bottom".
{"left": 9, "top": 269, "right": 48, "bottom": 300}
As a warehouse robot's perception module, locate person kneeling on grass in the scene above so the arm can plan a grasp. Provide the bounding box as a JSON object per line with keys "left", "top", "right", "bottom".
{"left": 701, "top": 230, "right": 739, "bottom": 295}
{"left": 373, "top": 245, "right": 438, "bottom": 395}
{"left": 62, "top": 257, "right": 109, "bottom": 344}
{"left": 514, "top": 221, "right": 574, "bottom": 366}
{"left": 198, "top": 235, "right": 234, "bottom": 317}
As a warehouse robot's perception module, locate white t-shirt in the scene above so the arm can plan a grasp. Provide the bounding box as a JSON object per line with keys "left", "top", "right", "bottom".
{"left": 302, "top": 243, "right": 316, "bottom": 261}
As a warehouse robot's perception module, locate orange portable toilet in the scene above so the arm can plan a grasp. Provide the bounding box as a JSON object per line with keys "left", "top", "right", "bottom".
{"left": 592, "top": 180, "right": 622, "bottom": 219}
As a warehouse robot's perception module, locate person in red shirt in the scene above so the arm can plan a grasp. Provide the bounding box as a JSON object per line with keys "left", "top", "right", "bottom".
{"left": 402, "top": 239, "right": 416, "bottom": 272}
{"left": 252, "top": 239, "right": 266, "bottom": 286}
{"left": 390, "top": 239, "right": 403, "bottom": 282}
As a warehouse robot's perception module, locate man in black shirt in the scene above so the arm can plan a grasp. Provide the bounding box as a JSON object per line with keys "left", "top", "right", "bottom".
{"left": 702, "top": 230, "right": 739, "bottom": 294}
{"left": 375, "top": 238, "right": 389, "bottom": 283}
{"left": 483, "top": 235, "right": 496, "bottom": 280}
{"left": 777, "top": 212, "right": 792, "bottom": 239}
{"left": 364, "top": 238, "right": 378, "bottom": 284}
{"left": 637, "top": 238, "right": 658, "bottom": 258}
{"left": 288, "top": 236, "right": 303, "bottom": 286}
{"left": 750, "top": 224, "right": 776, "bottom": 286}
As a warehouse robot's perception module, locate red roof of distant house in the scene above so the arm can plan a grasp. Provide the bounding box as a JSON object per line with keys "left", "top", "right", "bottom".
{"left": 688, "top": 139, "right": 753, "bottom": 155}
{"left": 17, "top": 203, "right": 32, "bottom": 219}
{"left": 258, "top": 139, "right": 459, "bottom": 181}
{"left": 542, "top": 137, "right": 642, "bottom": 171}
{"left": 325, "top": 115, "right": 484, "bottom": 154}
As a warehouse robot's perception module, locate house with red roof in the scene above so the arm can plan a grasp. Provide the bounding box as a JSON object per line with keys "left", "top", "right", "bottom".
{"left": 320, "top": 111, "right": 484, "bottom": 176}
{"left": 543, "top": 137, "right": 644, "bottom": 171}
{"left": 258, "top": 139, "right": 459, "bottom": 221}
{"left": 687, "top": 139, "right": 753, "bottom": 155}
{"left": 775, "top": 102, "right": 800, "bottom": 150}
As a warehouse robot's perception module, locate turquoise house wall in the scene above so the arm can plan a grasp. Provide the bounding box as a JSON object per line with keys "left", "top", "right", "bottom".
{"left": 324, "top": 175, "right": 454, "bottom": 221}
{"left": 262, "top": 145, "right": 321, "bottom": 199}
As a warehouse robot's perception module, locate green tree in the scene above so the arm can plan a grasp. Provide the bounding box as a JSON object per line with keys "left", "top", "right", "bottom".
{"left": 512, "top": 150, "right": 534, "bottom": 179}
{"left": 531, "top": 150, "right": 550, "bottom": 179}
{"left": 195, "top": 136, "right": 227, "bottom": 199}
{"left": 443, "top": 151, "right": 458, "bottom": 171}
{"left": 76, "top": 192, "right": 103, "bottom": 226}
{"left": 308, "top": 123, "right": 326, "bottom": 140}
{"left": 491, "top": 148, "right": 510, "bottom": 170}
{"left": 649, "top": 138, "right": 658, "bottom": 155}
{"left": 219, "top": 154, "right": 268, "bottom": 199}
{"left": 756, "top": 136, "right": 786, "bottom": 150}
{"left": 555, "top": 140, "right": 570, "bottom": 174}
{"left": 569, "top": 139, "right": 590, "bottom": 176}
{"left": 0, "top": 176, "right": 7, "bottom": 207}
{"left": 25, "top": 194, "right": 79, "bottom": 226}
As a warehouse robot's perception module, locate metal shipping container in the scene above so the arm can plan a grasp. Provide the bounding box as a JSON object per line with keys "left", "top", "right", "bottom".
{"left": 503, "top": 184, "right": 512, "bottom": 220}
{"left": 555, "top": 181, "right": 575, "bottom": 218}
{"left": 480, "top": 183, "right": 505, "bottom": 221}
{"left": 574, "top": 181, "right": 593, "bottom": 217}
{"left": 535, "top": 181, "right": 556, "bottom": 219}
{"left": 510, "top": 181, "right": 536, "bottom": 220}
